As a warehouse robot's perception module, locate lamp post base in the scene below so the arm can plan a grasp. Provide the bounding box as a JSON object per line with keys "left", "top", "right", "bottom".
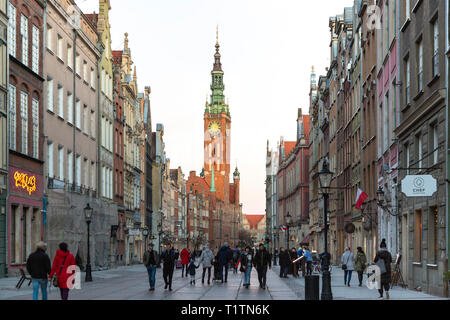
{"left": 85, "top": 264, "right": 93, "bottom": 282}
{"left": 321, "top": 269, "right": 333, "bottom": 300}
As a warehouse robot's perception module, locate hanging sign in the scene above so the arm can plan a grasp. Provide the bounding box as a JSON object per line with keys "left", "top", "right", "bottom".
{"left": 14, "top": 171, "right": 37, "bottom": 196}
{"left": 401, "top": 175, "right": 437, "bottom": 197}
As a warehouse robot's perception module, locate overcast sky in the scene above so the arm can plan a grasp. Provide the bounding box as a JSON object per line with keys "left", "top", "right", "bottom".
{"left": 76, "top": 0, "right": 353, "bottom": 215}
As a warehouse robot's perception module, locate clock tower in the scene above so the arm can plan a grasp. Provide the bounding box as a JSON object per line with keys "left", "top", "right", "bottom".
{"left": 204, "top": 27, "right": 231, "bottom": 202}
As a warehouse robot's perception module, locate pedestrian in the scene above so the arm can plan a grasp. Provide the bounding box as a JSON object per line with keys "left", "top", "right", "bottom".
{"left": 240, "top": 246, "right": 253, "bottom": 288}
{"left": 217, "top": 242, "right": 232, "bottom": 283}
{"left": 199, "top": 244, "right": 214, "bottom": 285}
{"left": 187, "top": 257, "right": 200, "bottom": 285}
{"left": 297, "top": 246, "right": 305, "bottom": 277}
{"left": 354, "top": 247, "right": 367, "bottom": 287}
{"left": 374, "top": 239, "right": 392, "bottom": 300}
{"left": 26, "top": 241, "right": 51, "bottom": 300}
{"left": 278, "top": 247, "right": 290, "bottom": 278}
{"left": 232, "top": 246, "right": 240, "bottom": 274}
{"left": 341, "top": 247, "right": 355, "bottom": 287}
{"left": 180, "top": 247, "right": 190, "bottom": 278}
{"left": 161, "top": 244, "right": 177, "bottom": 291}
{"left": 290, "top": 248, "right": 299, "bottom": 278}
{"left": 49, "top": 242, "right": 76, "bottom": 300}
{"left": 303, "top": 246, "right": 313, "bottom": 275}
{"left": 273, "top": 249, "right": 278, "bottom": 266}
{"left": 143, "top": 243, "right": 159, "bottom": 291}
{"left": 253, "top": 243, "right": 271, "bottom": 290}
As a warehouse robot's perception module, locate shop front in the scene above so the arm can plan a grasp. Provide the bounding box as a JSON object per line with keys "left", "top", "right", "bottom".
{"left": 7, "top": 165, "right": 43, "bottom": 276}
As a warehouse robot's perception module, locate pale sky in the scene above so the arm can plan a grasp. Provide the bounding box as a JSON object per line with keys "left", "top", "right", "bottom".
{"left": 76, "top": 0, "right": 353, "bottom": 215}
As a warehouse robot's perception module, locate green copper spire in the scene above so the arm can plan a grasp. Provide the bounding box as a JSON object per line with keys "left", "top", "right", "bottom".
{"left": 210, "top": 165, "right": 216, "bottom": 192}
{"left": 209, "top": 26, "right": 226, "bottom": 114}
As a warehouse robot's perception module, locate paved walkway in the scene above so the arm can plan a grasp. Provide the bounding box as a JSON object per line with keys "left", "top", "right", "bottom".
{"left": 0, "top": 264, "right": 446, "bottom": 300}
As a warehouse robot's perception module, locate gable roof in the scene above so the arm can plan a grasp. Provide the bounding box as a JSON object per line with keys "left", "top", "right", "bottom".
{"left": 244, "top": 214, "right": 265, "bottom": 230}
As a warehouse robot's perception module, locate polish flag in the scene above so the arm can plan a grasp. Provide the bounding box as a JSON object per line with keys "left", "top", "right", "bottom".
{"left": 355, "top": 189, "right": 368, "bottom": 210}
{"left": 281, "top": 226, "right": 288, "bottom": 231}
{"left": 235, "top": 258, "right": 241, "bottom": 270}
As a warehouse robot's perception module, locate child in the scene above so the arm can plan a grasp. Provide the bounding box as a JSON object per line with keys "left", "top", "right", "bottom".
{"left": 187, "top": 258, "right": 199, "bottom": 285}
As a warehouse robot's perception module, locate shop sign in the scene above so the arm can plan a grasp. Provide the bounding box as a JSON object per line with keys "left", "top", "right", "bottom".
{"left": 402, "top": 175, "right": 437, "bottom": 197}
{"left": 14, "top": 171, "right": 37, "bottom": 196}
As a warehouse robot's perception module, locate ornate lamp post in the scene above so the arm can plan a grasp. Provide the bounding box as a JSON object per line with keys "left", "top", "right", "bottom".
{"left": 318, "top": 161, "right": 333, "bottom": 300}
{"left": 84, "top": 203, "right": 93, "bottom": 282}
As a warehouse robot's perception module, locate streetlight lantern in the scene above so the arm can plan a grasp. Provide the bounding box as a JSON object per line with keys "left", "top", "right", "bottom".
{"left": 83, "top": 203, "right": 93, "bottom": 282}
{"left": 318, "top": 163, "right": 333, "bottom": 190}
{"left": 377, "top": 186, "right": 385, "bottom": 204}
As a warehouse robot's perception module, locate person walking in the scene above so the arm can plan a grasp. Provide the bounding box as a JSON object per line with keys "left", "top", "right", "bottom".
{"left": 341, "top": 247, "right": 355, "bottom": 287}
{"left": 303, "top": 247, "right": 313, "bottom": 275}
{"left": 143, "top": 243, "right": 159, "bottom": 291}
{"left": 180, "top": 248, "right": 190, "bottom": 278}
{"left": 240, "top": 246, "right": 253, "bottom": 288}
{"left": 278, "top": 247, "right": 290, "bottom": 278}
{"left": 26, "top": 241, "right": 51, "bottom": 300}
{"left": 232, "top": 246, "right": 240, "bottom": 274}
{"left": 217, "top": 242, "right": 232, "bottom": 283}
{"left": 354, "top": 247, "right": 367, "bottom": 287}
{"left": 297, "top": 247, "right": 305, "bottom": 277}
{"left": 187, "top": 257, "right": 199, "bottom": 285}
{"left": 49, "top": 243, "right": 76, "bottom": 300}
{"left": 199, "top": 244, "right": 214, "bottom": 285}
{"left": 253, "top": 243, "right": 271, "bottom": 290}
{"left": 290, "top": 248, "right": 299, "bottom": 278}
{"left": 374, "top": 239, "right": 393, "bottom": 300}
{"left": 161, "top": 244, "right": 177, "bottom": 291}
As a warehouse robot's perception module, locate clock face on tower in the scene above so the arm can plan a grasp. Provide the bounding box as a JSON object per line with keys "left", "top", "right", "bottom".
{"left": 208, "top": 121, "right": 221, "bottom": 136}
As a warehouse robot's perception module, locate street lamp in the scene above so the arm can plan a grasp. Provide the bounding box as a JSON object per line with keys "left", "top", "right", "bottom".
{"left": 318, "top": 161, "right": 333, "bottom": 300}
{"left": 84, "top": 203, "right": 93, "bottom": 282}
{"left": 286, "top": 212, "right": 292, "bottom": 249}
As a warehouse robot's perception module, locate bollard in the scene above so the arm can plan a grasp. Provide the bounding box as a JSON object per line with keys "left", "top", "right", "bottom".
{"left": 305, "top": 275, "right": 320, "bottom": 300}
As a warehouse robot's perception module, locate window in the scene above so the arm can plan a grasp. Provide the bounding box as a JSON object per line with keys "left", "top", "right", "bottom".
{"left": 378, "top": 103, "right": 383, "bottom": 156}
{"left": 58, "top": 146, "right": 64, "bottom": 180}
{"left": 75, "top": 100, "right": 80, "bottom": 129}
{"left": 76, "top": 155, "right": 81, "bottom": 186}
{"left": 75, "top": 53, "right": 80, "bottom": 75}
{"left": 67, "top": 92, "right": 73, "bottom": 124}
{"left": 405, "top": 143, "right": 411, "bottom": 174}
{"left": 47, "top": 142, "right": 54, "bottom": 178}
{"left": 84, "top": 159, "right": 88, "bottom": 187}
{"left": 414, "top": 210, "right": 422, "bottom": 262}
{"left": 405, "top": 0, "right": 410, "bottom": 21}
{"left": 416, "top": 134, "right": 423, "bottom": 170}
{"left": 384, "top": 93, "right": 389, "bottom": 150}
{"left": 83, "top": 105, "right": 88, "bottom": 134}
{"left": 90, "top": 110, "right": 95, "bottom": 138}
{"left": 47, "top": 77, "right": 54, "bottom": 112}
{"left": 32, "top": 25, "right": 39, "bottom": 74}
{"left": 90, "top": 68, "right": 95, "bottom": 89}
{"left": 32, "top": 98, "right": 39, "bottom": 159}
{"left": 83, "top": 61, "right": 88, "bottom": 83}
{"left": 9, "top": 84, "right": 16, "bottom": 150}
{"left": 431, "top": 124, "right": 438, "bottom": 165}
{"left": 21, "top": 14, "right": 28, "bottom": 66}
{"left": 67, "top": 44, "right": 73, "bottom": 69}
{"left": 20, "top": 91, "right": 28, "bottom": 155}
{"left": 57, "top": 34, "right": 63, "bottom": 60}
{"left": 57, "top": 85, "right": 63, "bottom": 118}
{"left": 46, "top": 24, "right": 52, "bottom": 52}
{"left": 8, "top": 2, "right": 16, "bottom": 57}
{"left": 90, "top": 161, "right": 95, "bottom": 189}
{"left": 405, "top": 57, "right": 410, "bottom": 105}
{"left": 67, "top": 151, "right": 73, "bottom": 184}
{"left": 417, "top": 41, "right": 423, "bottom": 91}
{"left": 429, "top": 207, "right": 439, "bottom": 264}
{"left": 432, "top": 21, "right": 439, "bottom": 77}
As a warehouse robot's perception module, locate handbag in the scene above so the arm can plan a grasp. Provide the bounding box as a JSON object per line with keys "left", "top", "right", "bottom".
{"left": 342, "top": 253, "right": 350, "bottom": 271}
{"left": 53, "top": 256, "right": 67, "bottom": 288}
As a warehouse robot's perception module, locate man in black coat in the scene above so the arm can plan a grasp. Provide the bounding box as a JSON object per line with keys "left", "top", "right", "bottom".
{"left": 26, "top": 241, "right": 51, "bottom": 300}
{"left": 217, "top": 242, "right": 232, "bottom": 283}
{"left": 161, "top": 244, "right": 178, "bottom": 291}
{"left": 253, "top": 243, "right": 272, "bottom": 289}
{"left": 278, "top": 247, "right": 291, "bottom": 278}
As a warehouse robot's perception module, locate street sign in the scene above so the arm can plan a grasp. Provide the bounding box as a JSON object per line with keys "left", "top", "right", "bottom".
{"left": 401, "top": 175, "right": 437, "bottom": 197}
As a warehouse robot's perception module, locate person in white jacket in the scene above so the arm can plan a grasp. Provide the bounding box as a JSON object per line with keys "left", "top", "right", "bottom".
{"left": 341, "top": 247, "right": 355, "bottom": 287}
{"left": 199, "top": 244, "right": 215, "bottom": 285}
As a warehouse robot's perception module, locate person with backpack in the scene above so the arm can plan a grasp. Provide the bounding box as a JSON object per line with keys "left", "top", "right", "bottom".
{"left": 240, "top": 246, "right": 253, "bottom": 288}
{"left": 187, "top": 257, "right": 200, "bottom": 285}
{"left": 340, "top": 247, "right": 355, "bottom": 287}
{"left": 26, "top": 241, "right": 51, "bottom": 300}
{"left": 49, "top": 242, "right": 76, "bottom": 300}
{"left": 143, "top": 243, "right": 159, "bottom": 291}
{"left": 354, "top": 247, "right": 367, "bottom": 287}
{"left": 180, "top": 248, "right": 190, "bottom": 278}
{"left": 199, "top": 244, "right": 214, "bottom": 285}
{"left": 374, "top": 239, "right": 392, "bottom": 300}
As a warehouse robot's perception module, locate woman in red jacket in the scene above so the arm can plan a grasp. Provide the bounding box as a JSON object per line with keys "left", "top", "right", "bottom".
{"left": 180, "top": 248, "right": 190, "bottom": 278}
{"left": 49, "top": 243, "right": 76, "bottom": 300}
